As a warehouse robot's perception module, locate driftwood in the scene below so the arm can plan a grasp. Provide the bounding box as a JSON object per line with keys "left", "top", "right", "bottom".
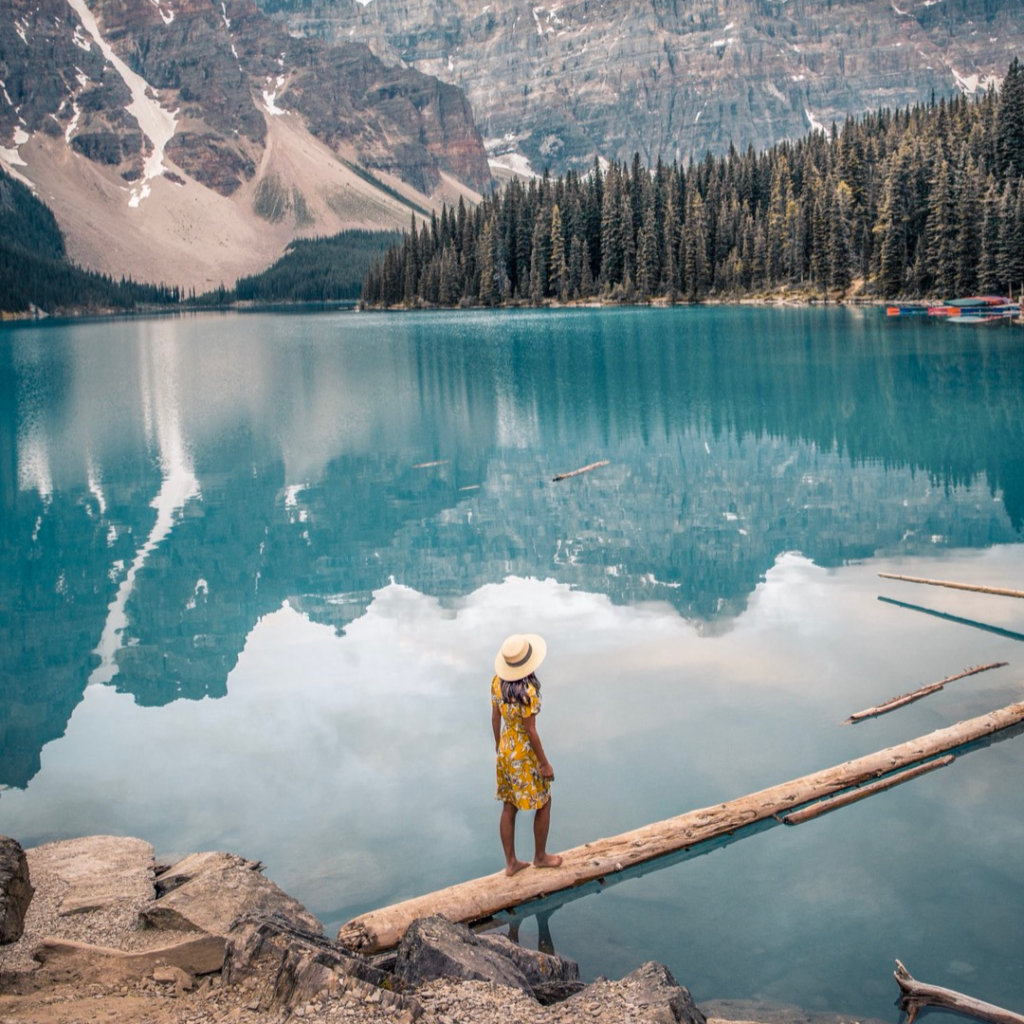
{"left": 337, "top": 699, "right": 1024, "bottom": 954}
{"left": 845, "top": 663, "right": 1008, "bottom": 723}
{"left": 879, "top": 573, "right": 1024, "bottom": 600}
{"left": 779, "top": 756, "right": 954, "bottom": 825}
{"left": 894, "top": 960, "right": 1024, "bottom": 1024}
{"left": 551, "top": 460, "right": 609, "bottom": 482}
{"left": 412, "top": 460, "right": 449, "bottom": 469}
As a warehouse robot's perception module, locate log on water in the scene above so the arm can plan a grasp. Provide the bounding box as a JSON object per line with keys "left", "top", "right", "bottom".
{"left": 894, "top": 960, "right": 1024, "bottom": 1024}
{"left": 551, "top": 460, "right": 610, "bottom": 482}
{"left": 779, "top": 756, "right": 954, "bottom": 825}
{"left": 845, "top": 662, "right": 1008, "bottom": 723}
{"left": 337, "top": 699, "right": 1024, "bottom": 954}
{"left": 879, "top": 573, "right": 1024, "bottom": 600}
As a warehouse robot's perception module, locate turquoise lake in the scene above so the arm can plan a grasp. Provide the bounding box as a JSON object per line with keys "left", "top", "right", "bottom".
{"left": 1, "top": 306, "right": 1023, "bottom": 1020}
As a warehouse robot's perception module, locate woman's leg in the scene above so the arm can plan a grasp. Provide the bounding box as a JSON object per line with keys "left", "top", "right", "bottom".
{"left": 501, "top": 802, "right": 529, "bottom": 876}
{"left": 532, "top": 797, "right": 563, "bottom": 868}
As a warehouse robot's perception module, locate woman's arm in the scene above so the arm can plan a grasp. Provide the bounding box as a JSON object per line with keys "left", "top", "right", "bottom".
{"left": 491, "top": 704, "right": 502, "bottom": 751}
{"left": 523, "top": 714, "right": 554, "bottom": 780}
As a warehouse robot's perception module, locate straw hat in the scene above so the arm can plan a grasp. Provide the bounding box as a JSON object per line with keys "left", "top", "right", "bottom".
{"left": 494, "top": 633, "right": 547, "bottom": 681}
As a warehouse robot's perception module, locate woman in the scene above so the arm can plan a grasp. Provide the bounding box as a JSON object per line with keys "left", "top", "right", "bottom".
{"left": 491, "top": 633, "right": 563, "bottom": 876}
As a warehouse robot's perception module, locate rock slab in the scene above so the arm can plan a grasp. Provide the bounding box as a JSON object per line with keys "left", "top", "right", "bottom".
{"left": 395, "top": 916, "right": 582, "bottom": 1003}
{"left": 0, "top": 836, "right": 34, "bottom": 945}
{"left": 146, "top": 852, "right": 322, "bottom": 937}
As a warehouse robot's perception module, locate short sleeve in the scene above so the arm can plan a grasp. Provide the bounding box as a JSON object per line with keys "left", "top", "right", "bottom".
{"left": 491, "top": 676, "right": 501, "bottom": 705}
{"left": 524, "top": 682, "right": 541, "bottom": 717}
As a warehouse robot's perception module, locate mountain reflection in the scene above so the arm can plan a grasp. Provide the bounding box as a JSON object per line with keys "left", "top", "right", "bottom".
{"left": 1, "top": 307, "right": 1021, "bottom": 788}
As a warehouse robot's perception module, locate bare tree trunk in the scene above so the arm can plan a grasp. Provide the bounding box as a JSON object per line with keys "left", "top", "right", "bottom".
{"left": 879, "top": 573, "right": 1024, "bottom": 600}
{"left": 552, "top": 460, "right": 609, "bottom": 481}
{"left": 779, "top": 756, "right": 953, "bottom": 825}
{"left": 845, "top": 663, "right": 1007, "bottom": 723}
{"left": 894, "top": 960, "right": 1024, "bottom": 1024}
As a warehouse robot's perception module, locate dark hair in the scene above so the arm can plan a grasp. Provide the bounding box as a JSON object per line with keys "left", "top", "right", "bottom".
{"left": 500, "top": 672, "right": 541, "bottom": 706}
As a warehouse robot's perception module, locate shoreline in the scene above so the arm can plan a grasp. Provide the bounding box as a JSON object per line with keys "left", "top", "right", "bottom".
{"left": 0, "top": 835, "right": 883, "bottom": 1024}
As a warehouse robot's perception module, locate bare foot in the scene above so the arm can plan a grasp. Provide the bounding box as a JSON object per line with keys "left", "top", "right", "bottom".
{"left": 533, "top": 853, "right": 563, "bottom": 868}
{"left": 505, "top": 859, "right": 530, "bottom": 877}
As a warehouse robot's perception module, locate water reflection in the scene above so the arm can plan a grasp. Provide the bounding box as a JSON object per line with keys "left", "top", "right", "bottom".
{"left": 0, "top": 309, "right": 1022, "bottom": 792}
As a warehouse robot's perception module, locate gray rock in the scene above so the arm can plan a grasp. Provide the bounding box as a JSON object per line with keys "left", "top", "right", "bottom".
{"left": 394, "top": 916, "right": 532, "bottom": 995}
{"left": 145, "top": 852, "right": 321, "bottom": 937}
{"left": 561, "top": 961, "right": 707, "bottom": 1024}
{"left": 224, "top": 914, "right": 422, "bottom": 1017}
{"left": 0, "top": 836, "right": 33, "bottom": 944}
{"left": 477, "top": 933, "right": 582, "bottom": 1003}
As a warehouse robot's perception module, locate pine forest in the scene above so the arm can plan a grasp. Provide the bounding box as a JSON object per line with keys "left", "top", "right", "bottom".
{"left": 362, "top": 59, "right": 1024, "bottom": 308}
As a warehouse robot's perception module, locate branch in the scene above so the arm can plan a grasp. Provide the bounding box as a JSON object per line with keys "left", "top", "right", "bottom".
{"left": 894, "top": 960, "right": 1024, "bottom": 1024}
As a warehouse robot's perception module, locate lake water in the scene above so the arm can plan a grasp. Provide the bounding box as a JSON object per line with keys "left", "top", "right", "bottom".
{"left": 1, "top": 306, "right": 1023, "bottom": 1021}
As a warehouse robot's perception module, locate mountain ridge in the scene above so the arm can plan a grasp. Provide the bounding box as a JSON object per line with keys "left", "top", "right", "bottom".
{"left": 266, "top": 0, "right": 1024, "bottom": 175}
{"left": 0, "top": 0, "right": 489, "bottom": 291}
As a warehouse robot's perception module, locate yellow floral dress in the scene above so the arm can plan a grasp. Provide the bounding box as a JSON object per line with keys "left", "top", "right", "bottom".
{"left": 492, "top": 676, "right": 550, "bottom": 811}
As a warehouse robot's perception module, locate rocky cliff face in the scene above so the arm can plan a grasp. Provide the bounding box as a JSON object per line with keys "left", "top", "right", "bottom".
{"left": 0, "top": 0, "right": 489, "bottom": 288}
{"left": 264, "top": 0, "right": 1024, "bottom": 174}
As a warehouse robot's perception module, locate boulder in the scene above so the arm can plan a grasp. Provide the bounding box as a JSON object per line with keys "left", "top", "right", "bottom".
{"left": 477, "top": 933, "right": 583, "bottom": 1003}
{"left": 223, "top": 914, "right": 421, "bottom": 1017}
{"left": 393, "top": 916, "right": 532, "bottom": 995}
{"left": 145, "top": 852, "right": 321, "bottom": 937}
{"left": 561, "top": 961, "right": 707, "bottom": 1024}
{"left": 0, "top": 837, "right": 33, "bottom": 944}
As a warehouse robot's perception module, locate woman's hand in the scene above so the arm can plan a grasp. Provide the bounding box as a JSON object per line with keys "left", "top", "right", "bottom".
{"left": 539, "top": 761, "right": 554, "bottom": 780}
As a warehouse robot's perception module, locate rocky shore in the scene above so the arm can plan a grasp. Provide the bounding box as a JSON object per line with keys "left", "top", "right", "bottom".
{"left": 0, "top": 835, "right": 731, "bottom": 1024}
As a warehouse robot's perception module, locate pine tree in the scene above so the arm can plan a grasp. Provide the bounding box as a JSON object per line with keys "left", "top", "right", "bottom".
{"left": 549, "top": 204, "right": 568, "bottom": 300}
{"left": 997, "top": 57, "right": 1024, "bottom": 178}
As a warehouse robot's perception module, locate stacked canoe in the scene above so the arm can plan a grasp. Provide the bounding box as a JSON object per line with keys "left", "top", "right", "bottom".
{"left": 887, "top": 296, "right": 1021, "bottom": 322}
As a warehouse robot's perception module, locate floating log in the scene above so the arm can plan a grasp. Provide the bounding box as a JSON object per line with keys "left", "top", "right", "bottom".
{"left": 879, "top": 573, "right": 1024, "bottom": 600}
{"left": 894, "top": 960, "right": 1024, "bottom": 1024}
{"left": 845, "top": 662, "right": 1008, "bottom": 723}
{"left": 337, "top": 699, "right": 1024, "bottom": 954}
{"left": 552, "top": 460, "right": 609, "bottom": 482}
{"left": 412, "top": 460, "right": 449, "bottom": 469}
{"left": 779, "top": 756, "right": 954, "bottom": 825}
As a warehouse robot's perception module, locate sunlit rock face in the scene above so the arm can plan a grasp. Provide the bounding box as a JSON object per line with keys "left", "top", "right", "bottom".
{"left": 261, "top": 0, "right": 1023, "bottom": 174}
{"left": 0, "top": 0, "right": 491, "bottom": 198}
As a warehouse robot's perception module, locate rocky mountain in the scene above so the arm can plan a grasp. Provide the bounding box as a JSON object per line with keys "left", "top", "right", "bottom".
{"left": 0, "top": 0, "right": 490, "bottom": 291}
{"left": 264, "top": 0, "right": 1024, "bottom": 176}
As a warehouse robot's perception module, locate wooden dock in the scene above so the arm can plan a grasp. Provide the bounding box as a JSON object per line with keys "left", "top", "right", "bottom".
{"left": 337, "top": 699, "right": 1024, "bottom": 953}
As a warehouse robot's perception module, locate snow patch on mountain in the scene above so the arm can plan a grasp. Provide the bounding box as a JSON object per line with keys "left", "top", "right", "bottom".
{"left": 63, "top": 0, "right": 179, "bottom": 207}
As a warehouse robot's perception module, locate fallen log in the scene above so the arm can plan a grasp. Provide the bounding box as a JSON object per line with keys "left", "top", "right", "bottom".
{"left": 779, "top": 756, "right": 954, "bottom": 825}
{"left": 552, "top": 460, "right": 609, "bottom": 482}
{"left": 337, "top": 699, "right": 1024, "bottom": 954}
{"left": 879, "top": 573, "right": 1024, "bottom": 600}
{"left": 845, "top": 662, "right": 1008, "bottom": 723}
{"left": 894, "top": 960, "right": 1024, "bottom": 1024}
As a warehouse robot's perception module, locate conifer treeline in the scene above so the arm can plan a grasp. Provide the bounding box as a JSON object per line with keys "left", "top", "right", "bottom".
{"left": 363, "top": 59, "right": 1024, "bottom": 306}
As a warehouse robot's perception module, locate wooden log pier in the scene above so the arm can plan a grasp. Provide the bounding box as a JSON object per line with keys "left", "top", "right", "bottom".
{"left": 337, "top": 699, "right": 1024, "bottom": 954}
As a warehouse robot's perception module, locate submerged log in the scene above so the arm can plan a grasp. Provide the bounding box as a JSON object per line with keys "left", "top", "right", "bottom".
{"left": 337, "top": 699, "right": 1024, "bottom": 954}
{"left": 894, "top": 960, "right": 1024, "bottom": 1024}
{"left": 845, "top": 662, "right": 1008, "bottom": 723}
{"left": 779, "top": 756, "right": 954, "bottom": 825}
{"left": 552, "top": 460, "right": 609, "bottom": 482}
{"left": 879, "top": 573, "right": 1024, "bottom": 600}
